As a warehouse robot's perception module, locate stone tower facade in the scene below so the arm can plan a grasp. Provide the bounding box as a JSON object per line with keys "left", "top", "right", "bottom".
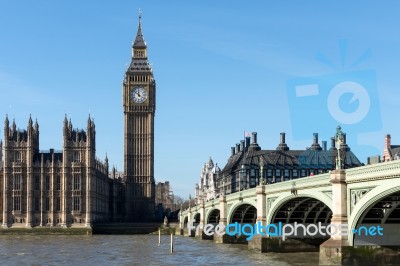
{"left": 0, "top": 116, "right": 110, "bottom": 228}
{"left": 122, "top": 15, "right": 156, "bottom": 222}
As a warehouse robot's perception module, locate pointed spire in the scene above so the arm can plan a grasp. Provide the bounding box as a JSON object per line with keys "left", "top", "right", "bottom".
{"left": 12, "top": 119, "right": 16, "bottom": 132}
{"left": 4, "top": 114, "right": 9, "bottom": 128}
{"left": 207, "top": 156, "right": 214, "bottom": 167}
{"left": 34, "top": 119, "right": 39, "bottom": 131}
{"left": 87, "top": 114, "right": 92, "bottom": 128}
{"left": 133, "top": 10, "right": 146, "bottom": 49}
{"left": 28, "top": 114, "right": 33, "bottom": 130}
{"left": 63, "top": 114, "right": 68, "bottom": 127}
{"left": 68, "top": 119, "right": 72, "bottom": 131}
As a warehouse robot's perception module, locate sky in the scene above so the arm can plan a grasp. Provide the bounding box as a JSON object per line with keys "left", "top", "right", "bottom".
{"left": 1, "top": 1, "right": 400, "bottom": 199}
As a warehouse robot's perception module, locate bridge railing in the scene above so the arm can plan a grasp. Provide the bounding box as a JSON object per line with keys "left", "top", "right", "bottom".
{"left": 346, "top": 159, "right": 400, "bottom": 183}
{"left": 225, "top": 187, "right": 256, "bottom": 202}
{"left": 265, "top": 173, "right": 331, "bottom": 193}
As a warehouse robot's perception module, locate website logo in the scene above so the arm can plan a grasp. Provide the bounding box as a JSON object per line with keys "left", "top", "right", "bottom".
{"left": 286, "top": 40, "right": 381, "bottom": 156}
{"left": 188, "top": 222, "right": 384, "bottom": 241}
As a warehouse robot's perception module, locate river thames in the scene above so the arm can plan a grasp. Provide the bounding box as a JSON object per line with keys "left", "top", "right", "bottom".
{"left": 0, "top": 235, "right": 319, "bottom": 265}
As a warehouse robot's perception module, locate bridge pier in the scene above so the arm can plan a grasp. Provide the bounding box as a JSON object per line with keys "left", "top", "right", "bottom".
{"left": 214, "top": 194, "right": 228, "bottom": 243}
{"left": 249, "top": 236, "right": 322, "bottom": 253}
{"left": 195, "top": 202, "right": 206, "bottom": 239}
{"left": 213, "top": 194, "right": 247, "bottom": 244}
{"left": 248, "top": 185, "right": 268, "bottom": 252}
{"left": 185, "top": 207, "right": 195, "bottom": 237}
{"left": 319, "top": 169, "right": 353, "bottom": 265}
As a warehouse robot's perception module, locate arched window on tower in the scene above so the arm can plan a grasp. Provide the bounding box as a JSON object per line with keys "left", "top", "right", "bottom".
{"left": 73, "top": 152, "right": 81, "bottom": 163}
{"left": 14, "top": 152, "right": 22, "bottom": 162}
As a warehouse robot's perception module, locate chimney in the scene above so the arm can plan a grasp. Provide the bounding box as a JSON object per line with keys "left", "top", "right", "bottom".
{"left": 310, "top": 133, "right": 322, "bottom": 150}
{"left": 385, "top": 134, "right": 391, "bottom": 149}
{"left": 277, "top": 132, "right": 289, "bottom": 151}
{"left": 313, "top": 133, "right": 318, "bottom": 144}
{"left": 252, "top": 132, "right": 257, "bottom": 144}
{"left": 330, "top": 137, "right": 336, "bottom": 150}
{"left": 240, "top": 140, "right": 245, "bottom": 152}
{"left": 280, "top": 132, "right": 286, "bottom": 144}
{"left": 236, "top": 143, "right": 240, "bottom": 153}
{"left": 322, "top": 141, "right": 327, "bottom": 151}
{"left": 245, "top": 137, "right": 251, "bottom": 150}
{"left": 231, "top": 147, "right": 235, "bottom": 156}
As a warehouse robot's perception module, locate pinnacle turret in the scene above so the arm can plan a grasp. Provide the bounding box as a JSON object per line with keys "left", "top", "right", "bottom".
{"left": 4, "top": 115, "right": 9, "bottom": 137}
{"left": 12, "top": 119, "right": 16, "bottom": 132}
{"left": 34, "top": 119, "right": 39, "bottom": 132}
{"left": 87, "top": 114, "right": 92, "bottom": 128}
{"left": 28, "top": 114, "right": 33, "bottom": 126}
{"left": 64, "top": 114, "right": 68, "bottom": 127}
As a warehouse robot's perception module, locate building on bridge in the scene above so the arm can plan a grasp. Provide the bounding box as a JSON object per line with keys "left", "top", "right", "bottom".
{"left": 217, "top": 129, "right": 363, "bottom": 195}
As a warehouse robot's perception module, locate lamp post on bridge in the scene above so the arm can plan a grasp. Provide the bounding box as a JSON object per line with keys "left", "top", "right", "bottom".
{"left": 259, "top": 156, "right": 266, "bottom": 185}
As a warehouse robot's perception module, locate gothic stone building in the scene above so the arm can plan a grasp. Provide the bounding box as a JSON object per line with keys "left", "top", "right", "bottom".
{"left": 195, "top": 157, "right": 220, "bottom": 204}
{"left": 0, "top": 14, "right": 161, "bottom": 227}
{"left": 0, "top": 116, "right": 111, "bottom": 228}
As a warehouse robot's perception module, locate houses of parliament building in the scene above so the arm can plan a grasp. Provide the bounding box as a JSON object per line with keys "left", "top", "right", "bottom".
{"left": 0, "top": 14, "right": 156, "bottom": 228}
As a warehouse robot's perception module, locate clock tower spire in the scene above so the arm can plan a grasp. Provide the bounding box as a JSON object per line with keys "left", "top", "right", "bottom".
{"left": 123, "top": 12, "right": 156, "bottom": 222}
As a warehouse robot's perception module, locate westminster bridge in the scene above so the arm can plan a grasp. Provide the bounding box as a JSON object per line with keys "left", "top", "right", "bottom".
{"left": 179, "top": 159, "right": 400, "bottom": 265}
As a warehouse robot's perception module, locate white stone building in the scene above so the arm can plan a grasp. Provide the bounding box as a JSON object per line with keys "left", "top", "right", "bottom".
{"left": 195, "top": 157, "right": 220, "bottom": 204}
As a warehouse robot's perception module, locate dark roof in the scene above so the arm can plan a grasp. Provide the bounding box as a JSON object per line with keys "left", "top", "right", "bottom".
{"left": 220, "top": 147, "right": 362, "bottom": 175}
{"left": 389, "top": 145, "right": 400, "bottom": 159}
{"left": 33, "top": 151, "right": 63, "bottom": 163}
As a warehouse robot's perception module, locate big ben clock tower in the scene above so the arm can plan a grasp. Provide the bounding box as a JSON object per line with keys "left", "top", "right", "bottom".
{"left": 123, "top": 14, "right": 155, "bottom": 222}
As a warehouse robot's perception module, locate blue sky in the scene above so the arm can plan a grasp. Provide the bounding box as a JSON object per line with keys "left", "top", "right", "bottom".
{"left": 1, "top": 1, "right": 400, "bottom": 198}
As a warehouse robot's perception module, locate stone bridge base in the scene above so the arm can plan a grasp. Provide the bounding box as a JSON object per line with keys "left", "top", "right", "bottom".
{"left": 183, "top": 228, "right": 195, "bottom": 237}
{"left": 320, "top": 239, "right": 400, "bottom": 265}
{"left": 248, "top": 236, "right": 323, "bottom": 253}
{"left": 195, "top": 230, "right": 213, "bottom": 240}
{"left": 213, "top": 234, "right": 248, "bottom": 244}
{"left": 175, "top": 228, "right": 184, "bottom": 236}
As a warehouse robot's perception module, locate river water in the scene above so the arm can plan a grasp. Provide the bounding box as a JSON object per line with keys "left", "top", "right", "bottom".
{"left": 0, "top": 235, "right": 319, "bottom": 265}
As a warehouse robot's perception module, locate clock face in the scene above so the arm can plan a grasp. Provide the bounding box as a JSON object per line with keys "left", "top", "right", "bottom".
{"left": 130, "top": 87, "right": 148, "bottom": 104}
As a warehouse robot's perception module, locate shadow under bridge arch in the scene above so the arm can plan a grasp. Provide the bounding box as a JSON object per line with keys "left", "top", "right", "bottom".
{"left": 353, "top": 190, "right": 400, "bottom": 246}
{"left": 230, "top": 204, "right": 257, "bottom": 224}
{"left": 192, "top": 213, "right": 201, "bottom": 227}
{"left": 271, "top": 196, "right": 332, "bottom": 225}
{"left": 207, "top": 209, "right": 220, "bottom": 224}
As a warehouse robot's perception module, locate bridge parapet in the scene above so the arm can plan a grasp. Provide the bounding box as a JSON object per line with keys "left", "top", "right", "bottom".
{"left": 346, "top": 159, "right": 400, "bottom": 183}
{"left": 225, "top": 187, "right": 256, "bottom": 202}
{"left": 265, "top": 173, "right": 331, "bottom": 194}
